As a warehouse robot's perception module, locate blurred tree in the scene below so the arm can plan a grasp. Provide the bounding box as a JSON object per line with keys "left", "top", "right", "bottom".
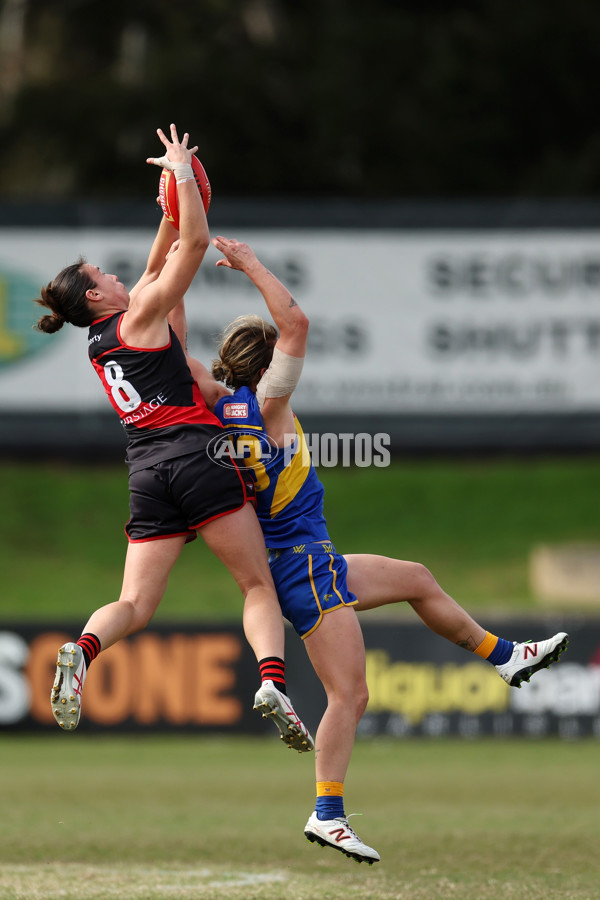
{"left": 0, "top": 0, "right": 598, "bottom": 199}
{"left": 0, "top": 0, "right": 27, "bottom": 122}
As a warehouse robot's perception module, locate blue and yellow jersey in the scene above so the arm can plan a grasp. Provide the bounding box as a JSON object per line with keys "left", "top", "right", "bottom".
{"left": 214, "top": 386, "right": 329, "bottom": 548}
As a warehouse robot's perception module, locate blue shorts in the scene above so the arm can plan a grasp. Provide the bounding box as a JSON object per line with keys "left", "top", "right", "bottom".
{"left": 267, "top": 541, "right": 358, "bottom": 639}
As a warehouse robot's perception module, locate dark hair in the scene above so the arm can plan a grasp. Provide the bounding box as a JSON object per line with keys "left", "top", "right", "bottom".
{"left": 212, "top": 315, "right": 278, "bottom": 389}
{"left": 34, "top": 257, "right": 97, "bottom": 333}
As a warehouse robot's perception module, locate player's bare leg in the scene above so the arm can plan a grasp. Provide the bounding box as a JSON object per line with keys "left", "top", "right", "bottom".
{"left": 302, "top": 607, "right": 379, "bottom": 863}
{"left": 304, "top": 606, "right": 368, "bottom": 781}
{"left": 346, "top": 553, "right": 486, "bottom": 648}
{"left": 85, "top": 535, "right": 186, "bottom": 648}
{"left": 345, "top": 553, "right": 568, "bottom": 683}
{"left": 200, "top": 503, "right": 313, "bottom": 750}
{"left": 200, "top": 503, "right": 285, "bottom": 660}
{"left": 51, "top": 535, "right": 186, "bottom": 731}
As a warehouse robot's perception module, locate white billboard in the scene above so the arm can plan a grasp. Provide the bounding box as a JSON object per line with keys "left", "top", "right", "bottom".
{"left": 1, "top": 226, "right": 600, "bottom": 415}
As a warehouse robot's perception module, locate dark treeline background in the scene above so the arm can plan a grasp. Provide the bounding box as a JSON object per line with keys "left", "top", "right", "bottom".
{"left": 0, "top": 0, "right": 597, "bottom": 201}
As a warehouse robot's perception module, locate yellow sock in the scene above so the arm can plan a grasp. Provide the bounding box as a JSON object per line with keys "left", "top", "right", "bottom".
{"left": 474, "top": 631, "right": 499, "bottom": 659}
{"left": 316, "top": 780, "right": 344, "bottom": 797}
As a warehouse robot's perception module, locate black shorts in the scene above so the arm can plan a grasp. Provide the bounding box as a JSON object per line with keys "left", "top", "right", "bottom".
{"left": 125, "top": 449, "right": 256, "bottom": 543}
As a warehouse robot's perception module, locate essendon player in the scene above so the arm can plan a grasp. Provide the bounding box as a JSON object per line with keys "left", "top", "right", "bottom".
{"left": 34, "top": 124, "right": 313, "bottom": 751}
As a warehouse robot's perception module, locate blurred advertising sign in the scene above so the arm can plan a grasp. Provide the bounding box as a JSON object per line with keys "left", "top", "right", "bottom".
{"left": 0, "top": 624, "right": 262, "bottom": 734}
{"left": 1, "top": 228, "right": 600, "bottom": 415}
{"left": 356, "top": 615, "right": 600, "bottom": 740}
{"left": 2, "top": 617, "right": 599, "bottom": 739}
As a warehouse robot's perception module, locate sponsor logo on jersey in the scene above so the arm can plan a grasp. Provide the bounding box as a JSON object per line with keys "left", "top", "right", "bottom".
{"left": 223, "top": 402, "right": 249, "bottom": 419}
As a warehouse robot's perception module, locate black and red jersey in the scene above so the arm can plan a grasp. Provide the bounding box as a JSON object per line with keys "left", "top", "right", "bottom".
{"left": 88, "top": 312, "right": 222, "bottom": 471}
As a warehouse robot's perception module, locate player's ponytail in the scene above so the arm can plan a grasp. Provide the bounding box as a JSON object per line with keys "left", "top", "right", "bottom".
{"left": 36, "top": 309, "right": 66, "bottom": 334}
{"left": 34, "top": 258, "right": 97, "bottom": 332}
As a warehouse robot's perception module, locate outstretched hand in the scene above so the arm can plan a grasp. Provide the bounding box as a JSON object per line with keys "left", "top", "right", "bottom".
{"left": 212, "top": 236, "right": 259, "bottom": 272}
{"left": 147, "top": 123, "right": 198, "bottom": 170}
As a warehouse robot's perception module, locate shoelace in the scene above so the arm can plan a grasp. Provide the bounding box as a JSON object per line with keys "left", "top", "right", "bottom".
{"left": 339, "top": 812, "right": 364, "bottom": 840}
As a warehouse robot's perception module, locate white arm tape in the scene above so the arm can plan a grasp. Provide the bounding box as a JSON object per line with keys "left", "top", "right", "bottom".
{"left": 256, "top": 347, "right": 305, "bottom": 409}
{"left": 152, "top": 155, "right": 194, "bottom": 184}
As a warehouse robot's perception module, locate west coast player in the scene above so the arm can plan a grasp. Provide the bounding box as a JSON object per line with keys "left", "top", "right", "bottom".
{"left": 187, "top": 235, "right": 568, "bottom": 864}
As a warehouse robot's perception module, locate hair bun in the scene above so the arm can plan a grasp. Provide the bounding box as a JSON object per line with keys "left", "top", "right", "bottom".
{"left": 210, "top": 359, "right": 228, "bottom": 383}
{"left": 36, "top": 312, "right": 65, "bottom": 334}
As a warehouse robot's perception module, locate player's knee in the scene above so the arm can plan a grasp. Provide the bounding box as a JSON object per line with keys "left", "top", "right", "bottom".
{"left": 356, "top": 678, "right": 369, "bottom": 718}
{"left": 117, "top": 597, "right": 154, "bottom": 634}
{"left": 327, "top": 673, "right": 368, "bottom": 720}
{"left": 238, "top": 576, "right": 275, "bottom": 600}
{"left": 411, "top": 561, "right": 440, "bottom": 597}
{"left": 340, "top": 676, "right": 369, "bottom": 721}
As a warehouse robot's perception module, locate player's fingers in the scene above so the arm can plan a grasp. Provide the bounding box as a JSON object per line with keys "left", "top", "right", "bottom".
{"left": 156, "top": 127, "right": 169, "bottom": 147}
{"left": 147, "top": 154, "right": 170, "bottom": 168}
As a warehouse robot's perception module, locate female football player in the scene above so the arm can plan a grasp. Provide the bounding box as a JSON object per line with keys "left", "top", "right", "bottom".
{"left": 33, "top": 126, "right": 312, "bottom": 753}
{"left": 194, "top": 235, "right": 568, "bottom": 864}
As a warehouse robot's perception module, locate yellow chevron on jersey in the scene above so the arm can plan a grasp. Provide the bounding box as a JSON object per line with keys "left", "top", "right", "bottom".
{"left": 214, "top": 385, "right": 328, "bottom": 548}
{"left": 270, "top": 416, "right": 311, "bottom": 517}
{"left": 230, "top": 431, "right": 271, "bottom": 494}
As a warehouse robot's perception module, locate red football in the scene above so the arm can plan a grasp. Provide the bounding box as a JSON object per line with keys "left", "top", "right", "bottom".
{"left": 158, "top": 155, "right": 211, "bottom": 229}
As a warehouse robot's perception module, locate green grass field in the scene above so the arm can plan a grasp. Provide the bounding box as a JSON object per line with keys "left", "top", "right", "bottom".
{"left": 0, "top": 735, "right": 598, "bottom": 900}
{"left": 2, "top": 456, "right": 600, "bottom": 622}
{"left": 2, "top": 458, "right": 599, "bottom": 899}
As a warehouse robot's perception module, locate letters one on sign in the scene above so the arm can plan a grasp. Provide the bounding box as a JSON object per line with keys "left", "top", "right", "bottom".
{"left": 0, "top": 630, "right": 247, "bottom": 729}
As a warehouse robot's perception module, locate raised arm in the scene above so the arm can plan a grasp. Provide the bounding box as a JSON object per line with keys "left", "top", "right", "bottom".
{"left": 211, "top": 236, "right": 308, "bottom": 357}
{"left": 120, "top": 124, "right": 209, "bottom": 347}
{"left": 128, "top": 215, "right": 179, "bottom": 304}
{"left": 211, "top": 236, "right": 309, "bottom": 444}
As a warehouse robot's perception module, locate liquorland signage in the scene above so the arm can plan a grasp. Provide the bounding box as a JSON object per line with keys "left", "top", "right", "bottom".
{"left": 2, "top": 228, "right": 600, "bottom": 418}
{"left": 2, "top": 617, "right": 599, "bottom": 739}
